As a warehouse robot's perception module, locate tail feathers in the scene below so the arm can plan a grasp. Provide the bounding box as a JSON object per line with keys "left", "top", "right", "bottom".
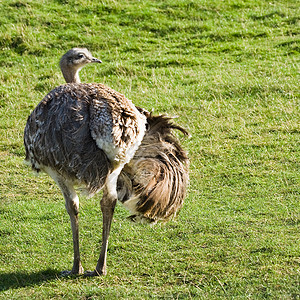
{"left": 118, "top": 114, "right": 189, "bottom": 223}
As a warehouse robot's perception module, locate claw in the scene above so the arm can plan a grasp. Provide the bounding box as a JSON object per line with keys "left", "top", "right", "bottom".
{"left": 84, "top": 270, "right": 104, "bottom": 277}
{"left": 60, "top": 266, "right": 84, "bottom": 277}
{"left": 60, "top": 270, "right": 74, "bottom": 277}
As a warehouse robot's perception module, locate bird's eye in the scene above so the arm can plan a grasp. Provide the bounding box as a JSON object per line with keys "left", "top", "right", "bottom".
{"left": 77, "top": 54, "right": 84, "bottom": 59}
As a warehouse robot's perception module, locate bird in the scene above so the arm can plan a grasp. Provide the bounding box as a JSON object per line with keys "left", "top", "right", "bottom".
{"left": 24, "top": 48, "right": 189, "bottom": 276}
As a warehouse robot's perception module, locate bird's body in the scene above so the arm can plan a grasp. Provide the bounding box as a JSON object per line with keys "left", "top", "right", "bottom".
{"left": 25, "top": 83, "right": 146, "bottom": 194}
{"left": 24, "top": 48, "right": 189, "bottom": 276}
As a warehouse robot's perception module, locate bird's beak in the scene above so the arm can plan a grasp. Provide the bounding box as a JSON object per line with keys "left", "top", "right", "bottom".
{"left": 91, "top": 57, "right": 102, "bottom": 63}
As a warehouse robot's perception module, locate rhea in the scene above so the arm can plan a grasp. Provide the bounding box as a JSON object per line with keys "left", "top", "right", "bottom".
{"left": 24, "top": 48, "right": 189, "bottom": 276}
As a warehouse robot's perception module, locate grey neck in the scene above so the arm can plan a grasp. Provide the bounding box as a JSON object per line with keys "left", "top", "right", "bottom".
{"left": 61, "top": 66, "right": 81, "bottom": 83}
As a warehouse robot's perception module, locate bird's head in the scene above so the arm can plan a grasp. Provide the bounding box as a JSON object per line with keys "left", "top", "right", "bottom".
{"left": 60, "top": 48, "right": 102, "bottom": 83}
{"left": 61, "top": 48, "right": 102, "bottom": 68}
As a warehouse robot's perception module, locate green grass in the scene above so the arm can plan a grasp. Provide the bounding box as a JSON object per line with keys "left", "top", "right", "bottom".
{"left": 0, "top": 0, "right": 299, "bottom": 298}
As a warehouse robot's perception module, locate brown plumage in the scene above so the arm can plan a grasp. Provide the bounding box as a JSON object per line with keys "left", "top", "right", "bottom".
{"left": 24, "top": 48, "right": 189, "bottom": 276}
{"left": 118, "top": 112, "right": 189, "bottom": 223}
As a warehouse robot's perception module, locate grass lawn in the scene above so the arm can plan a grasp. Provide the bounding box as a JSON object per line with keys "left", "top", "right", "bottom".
{"left": 0, "top": 0, "right": 299, "bottom": 298}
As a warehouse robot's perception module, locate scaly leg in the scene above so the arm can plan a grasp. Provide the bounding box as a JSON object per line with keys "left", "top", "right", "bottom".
{"left": 98, "top": 188, "right": 117, "bottom": 275}
{"left": 56, "top": 177, "right": 84, "bottom": 276}
{"left": 85, "top": 166, "right": 121, "bottom": 276}
{"left": 84, "top": 187, "right": 117, "bottom": 276}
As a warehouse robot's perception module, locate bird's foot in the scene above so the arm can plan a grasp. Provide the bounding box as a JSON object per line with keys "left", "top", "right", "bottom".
{"left": 84, "top": 269, "right": 105, "bottom": 277}
{"left": 60, "top": 265, "right": 84, "bottom": 277}
{"left": 60, "top": 270, "right": 75, "bottom": 277}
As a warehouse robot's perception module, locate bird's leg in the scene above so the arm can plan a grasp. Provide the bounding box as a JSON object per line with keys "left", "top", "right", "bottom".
{"left": 98, "top": 188, "right": 117, "bottom": 275}
{"left": 56, "top": 178, "right": 84, "bottom": 276}
{"left": 84, "top": 187, "right": 117, "bottom": 276}
{"left": 85, "top": 166, "right": 121, "bottom": 276}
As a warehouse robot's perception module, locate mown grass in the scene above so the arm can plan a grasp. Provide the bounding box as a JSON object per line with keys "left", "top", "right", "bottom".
{"left": 0, "top": 0, "right": 299, "bottom": 298}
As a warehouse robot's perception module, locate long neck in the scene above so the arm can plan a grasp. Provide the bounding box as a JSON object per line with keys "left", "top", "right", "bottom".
{"left": 61, "top": 66, "right": 81, "bottom": 83}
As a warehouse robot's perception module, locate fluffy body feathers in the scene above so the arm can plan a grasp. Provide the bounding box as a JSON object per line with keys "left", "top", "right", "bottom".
{"left": 24, "top": 84, "right": 189, "bottom": 221}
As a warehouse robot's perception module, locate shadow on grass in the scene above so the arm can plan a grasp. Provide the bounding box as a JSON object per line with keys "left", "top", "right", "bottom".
{"left": 0, "top": 269, "right": 60, "bottom": 291}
